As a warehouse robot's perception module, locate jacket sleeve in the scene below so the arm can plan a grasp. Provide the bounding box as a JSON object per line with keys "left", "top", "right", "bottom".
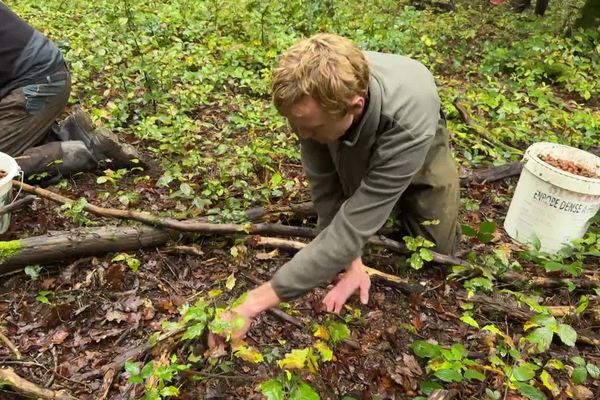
{"left": 271, "top": 92, "right": 440, "bottom": 301}
{"left": 300, "top": 138, "right": 345, "bottom": 230}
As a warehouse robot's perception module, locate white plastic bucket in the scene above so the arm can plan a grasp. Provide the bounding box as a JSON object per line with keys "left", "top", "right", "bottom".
{"left": 504, "top": 142, "right": 600, "bottom": 253}
{"left": 0, "top": 152, "right": 20, "bottom": 234}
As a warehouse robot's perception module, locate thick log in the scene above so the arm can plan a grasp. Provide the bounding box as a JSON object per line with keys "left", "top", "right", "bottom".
{"left": 0, "top": 226, "right": 171, "bottom": 273}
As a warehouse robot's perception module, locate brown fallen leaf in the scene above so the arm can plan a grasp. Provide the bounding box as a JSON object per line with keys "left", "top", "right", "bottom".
{"left": 566, "top": 384, "right": 593, "bottom": 400}
{"left": 51, "top": 329, "right": 70, "bottom": 345}
{"left": 106, "top": 310, "right": 129, "bottom": 323}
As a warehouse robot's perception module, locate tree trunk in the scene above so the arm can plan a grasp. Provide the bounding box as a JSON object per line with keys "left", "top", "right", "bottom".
{"left": 574, "top": 0, "right": 600, "bottom": 29}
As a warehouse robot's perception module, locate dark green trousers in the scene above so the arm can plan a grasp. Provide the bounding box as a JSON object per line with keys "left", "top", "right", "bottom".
{"left": 395, "top": 117, "right": 460, "bottom": 255}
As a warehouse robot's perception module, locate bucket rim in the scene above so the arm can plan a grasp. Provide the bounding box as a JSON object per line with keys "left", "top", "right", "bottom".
{"left": 524, "top": 142, "right": 600, "bottom": 186}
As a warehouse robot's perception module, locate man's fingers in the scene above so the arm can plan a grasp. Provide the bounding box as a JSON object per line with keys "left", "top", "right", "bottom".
{"left": 360, "top": 279, "right": 370, "bottom": 304}
{"left": 334, "top": 300, "right": 344, "bottom": 314}
{"left": 323, "top": 292, "right": 335, "bottom": 313}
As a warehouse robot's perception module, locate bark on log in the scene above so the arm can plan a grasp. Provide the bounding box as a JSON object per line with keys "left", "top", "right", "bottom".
{"left": 0, "top": 226, "right": 171, "bottom": 273}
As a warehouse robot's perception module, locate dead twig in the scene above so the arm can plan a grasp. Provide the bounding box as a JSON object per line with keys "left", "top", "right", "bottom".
{"left": 457, "top": 292, "right": 600, "bottom": 346}
{"left": 452, "top": 98, "right": 522, "bottom": 155}
{"left": 0, "top": 329, "right": 20, "bottom": 360}
{"left": 0, "top": 368, "right": 77, "bottom": 399}
{"left": 0, "top": 194, "right": 37, "bottom": 215}
{"left": 164, "top": 245, "right": 204, "bottom": 257}
{"left": 78, "top": 326, "right": 184, "bottom": 381}
{"left": 97, "top": 369, "right": 115, "bottom": 400}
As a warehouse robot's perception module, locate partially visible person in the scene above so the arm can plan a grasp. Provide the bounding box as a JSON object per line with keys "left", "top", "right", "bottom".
{"left": 0, "top": 3, "right": 141, "bottom": 182}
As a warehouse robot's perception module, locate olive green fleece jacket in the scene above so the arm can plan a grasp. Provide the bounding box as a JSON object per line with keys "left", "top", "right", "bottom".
{"left": 271, "top": 51, "right": 442, "bottom": 301}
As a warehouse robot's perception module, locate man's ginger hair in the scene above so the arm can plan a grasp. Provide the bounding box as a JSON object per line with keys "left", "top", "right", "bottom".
{"left": 272, "top": 33, "right": 370, "bottom": 116}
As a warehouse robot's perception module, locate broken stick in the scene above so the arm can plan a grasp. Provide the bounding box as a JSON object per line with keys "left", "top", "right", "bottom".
{"left": 0, "top": 368, "right": 76, "bottom": 400}
{"left": 0, "top": 329, "right": 20, "bottom": 359}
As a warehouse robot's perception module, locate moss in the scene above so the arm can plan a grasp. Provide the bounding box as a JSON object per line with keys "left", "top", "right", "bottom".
{"left": 0, "top": 240, "right": 21, "bottom": 261}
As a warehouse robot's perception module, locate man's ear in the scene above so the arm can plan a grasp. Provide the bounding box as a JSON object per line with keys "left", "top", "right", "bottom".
{"left": 348, "top": 95, "right": 365, "bottom": 116}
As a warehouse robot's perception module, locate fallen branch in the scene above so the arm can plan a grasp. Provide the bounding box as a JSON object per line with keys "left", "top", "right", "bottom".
{"left": 0, "top": 226, "right": 172, "bottom": 273}
{"left": 0, "top": 195, "right": 37, "bottom": 216}
{"left": 500, "top": 271, "right": 600, "bottom": 291}
{"left": 458, "top": 293, "right": 600, "bottom": 346}
{"left": 14, "top": 180, "right": 317, "bottom": 238}
{"left": 452, "top": 99, "right": 523, "bottom": 155}
{"left": 0, "top": 368, "right": 76, "bottom": 399}
{"left": 0, "top": 329, "right": 20, "bottom": 359}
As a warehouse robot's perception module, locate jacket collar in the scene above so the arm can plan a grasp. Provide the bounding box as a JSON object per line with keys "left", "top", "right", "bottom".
{"left": 340, "top": 74, "right": 382, "bottom": 147}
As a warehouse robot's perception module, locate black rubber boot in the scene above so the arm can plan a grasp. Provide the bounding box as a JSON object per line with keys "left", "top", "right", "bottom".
{"left": 18, "top": 141, "right": 98, "bottom": 183}
{"left": 55, "top": 108, "right": 95, "bottom": 148}
{"left": 90, "top": 128, "right": 144, "bottom": 169}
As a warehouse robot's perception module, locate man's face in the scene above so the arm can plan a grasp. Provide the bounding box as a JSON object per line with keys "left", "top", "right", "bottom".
{"left": 282, "top": 95, "right": 364, "bottom": 144}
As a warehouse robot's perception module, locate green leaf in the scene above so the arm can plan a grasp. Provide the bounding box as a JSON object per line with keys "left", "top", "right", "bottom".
{"left": 234, "top": 344, "right": 264, "bottom": 363}
{"left": 527, "top": 326, "right": 554, "bottom": 352}
{"left": 408, "top": 252, "right": 424, "bottom": 270}
{"left": 572, "top": 367, "right": 587, "bottom": 384}
{"left": 461, "top": 224, "right": 477, "bottom": 237}
{"left": 314, "top": 341, "right": 333, "bottom": 362}
{"left": 182, "top": 322, "right": 206, "bottom": 340}
{"left": 260, "top": 379, "right": 284, "bottom": 400}
{"left": 576, "top": 295, "right": 589, "bottom": 315}
{"left": 420, "top": 248, "right": 434, "bottom": 262}
{"left": 544, "top": 359, "right": 564, "bottom": 370}
{"left": 514, "top": 382, "right": 547, "bottom": 400}
{"left": 140, "top": 361, "right": 154, "bottom": 379}
{"left": 225, "top": 273, "right": 236, "bottom": 290}
{"left": 450, "top": 343, "right": 468, "bottom": 360}
{"left": 460, "top": 314, "right": 480, "bottom": 328}
{"left": 556, "top": 324, "right": 577, "bottom": 346}
{"left": 411, "top": 340, "right": 441, "bottom": 359}
{"left": 464, "top": 368, "right": 485, "bottom": 381}
{"left": 571, "top": 356, "right": 586, "bottom": 367}
{"left": 289, "top": 382, "right": 320, "bottom": 400}
{"left": 160, "top": 386, "right": 179, "bottom": 397}
{"left": 530, "top": 235, "right": 542, "bottom": 251}
{"left": 324, "top": 320, "right": 350, "bottom": 344}
{"left": 278, "top": 348, "right": 309, "bottom": 370}
{"left": 586, "top": 363, "right": 600, "bottom": 379}
{"left": 479, "top": 221, "right": 497, "bottom": 234}
{"left": 530, "top": 314, "right": 556, "bottom": 328}
{"left": 434, "top": 367, "right": 463, "bottom": 382}
{"left": 542, "top": 261, "right": 565, "bottom": 272}
{"left": 513, "top": 364, "right": 536, "bottom": 382}
{"left": 124, "top": 361, "right": 140, "bottom": 377}
{"left": 24, "top": 265, "right": 41, "bottom": 279}
{"left": 418, "top": 381, "right": 443, "bottom": 395}
{"left": 540, "top": 370, "right": 560, "bottom": 397}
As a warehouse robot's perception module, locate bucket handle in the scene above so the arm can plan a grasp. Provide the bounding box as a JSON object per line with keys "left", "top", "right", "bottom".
{"left": 7, "top": 169, "right": 25, "bottom": 206}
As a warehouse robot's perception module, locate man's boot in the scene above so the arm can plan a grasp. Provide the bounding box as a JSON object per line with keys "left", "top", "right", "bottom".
{"left": 90, "top": 128, "right": 144, "bottom": 169}
{"left": 59, "top": 109, "right": 144, "bottom": 169}
{"left": 55, "top": 108, "right": 95, "bottom": 148}
{"left": 18, "top": 141, "right": 97, "bottom": 183}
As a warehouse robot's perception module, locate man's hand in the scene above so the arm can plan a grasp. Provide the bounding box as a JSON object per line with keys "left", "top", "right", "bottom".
{"left": 322, "top": 257, "right": 370, "bottom": 314}
{"left": 208, "top": 281, "right": 280, "bottom": 348}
